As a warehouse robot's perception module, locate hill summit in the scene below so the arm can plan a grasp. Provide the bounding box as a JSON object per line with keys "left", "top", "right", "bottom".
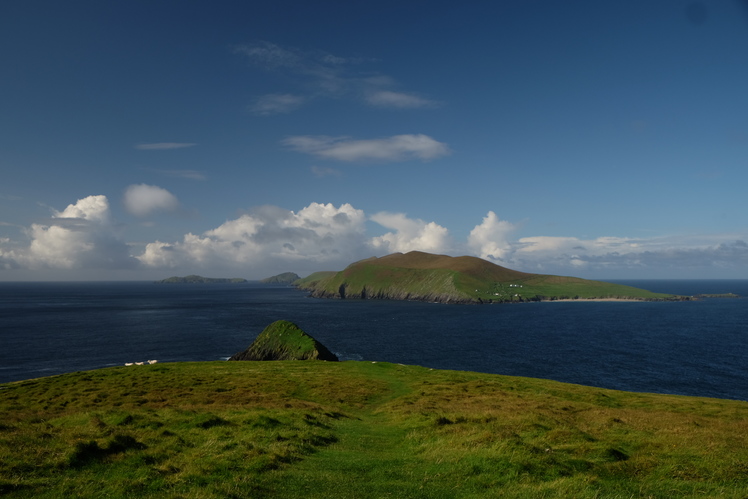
{"left": 295, "top": 251, "right": 682, "bottom": 303}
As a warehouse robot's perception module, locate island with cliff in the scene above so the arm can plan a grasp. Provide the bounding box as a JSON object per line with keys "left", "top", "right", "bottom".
{"left": 259, "top": 272, "right": 301, "bottom": 284}
{"left": 295, "top": 251, "right": 689, "bottom": 303}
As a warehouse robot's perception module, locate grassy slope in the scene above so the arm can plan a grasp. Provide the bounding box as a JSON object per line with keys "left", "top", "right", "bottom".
{"left": 296, "top": 252, "right": 678, "bottom": 303}
{"left": 294, "top": 271, "right": 337, "bottom": 288}
{"left": 1, "top": 361, "right": 746, "bottom": 498}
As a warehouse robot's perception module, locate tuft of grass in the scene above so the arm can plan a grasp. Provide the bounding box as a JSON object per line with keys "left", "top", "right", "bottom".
{"left": 1, "top": 361, "right": 746, "bottom": 497}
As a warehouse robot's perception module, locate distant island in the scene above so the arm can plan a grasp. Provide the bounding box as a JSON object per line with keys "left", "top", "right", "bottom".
{"left": 259, "top": 272, "right": 301, "bottom": 284}
{"left": 155, "top": 275, "right": 247, "bottom": 284}
{"left": 296, "top": 251, "right": 690, "bottom": 304}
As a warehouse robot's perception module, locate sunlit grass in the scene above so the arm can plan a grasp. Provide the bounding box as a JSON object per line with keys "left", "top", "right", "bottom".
{"left": 1, "top": 361, "right": 746, "bottom": 497}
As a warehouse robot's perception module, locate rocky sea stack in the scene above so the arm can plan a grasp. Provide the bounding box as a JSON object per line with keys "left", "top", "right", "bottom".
{"left": 229, "top": 320, "right": 338, "bottom": 361}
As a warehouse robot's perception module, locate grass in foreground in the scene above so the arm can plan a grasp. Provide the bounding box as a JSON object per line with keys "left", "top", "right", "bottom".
{"left": 1, "top": 361, "right": 746, "bottom": 498}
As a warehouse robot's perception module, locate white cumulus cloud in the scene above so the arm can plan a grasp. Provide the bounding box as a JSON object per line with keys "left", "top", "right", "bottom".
{"left": 370, "top": 212, "right": 452, "bottom": 254}
{"left": 136, "top": 205, "right": 466, "bottom": 274}
{"left": 55, "top": 194, "right": 111, "bottom": 223}
{"left": 468, "top": 211, "right": 517, "bottom": 262}
{"left": 282, "top": 134, "right": 450, "bottom": 162}
{"left": 123, "top": 184, "right": 180, "bottom": 218}
{"left": 137, "top": 202, "right": 370, "bottom": 272}
{"left": 0, "top": 195, "right": 135, "bottom": 270}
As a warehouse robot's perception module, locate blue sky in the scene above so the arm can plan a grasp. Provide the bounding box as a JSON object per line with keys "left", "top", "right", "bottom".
{"left": 2, "top": 0, "right": 748, "bottom": 280}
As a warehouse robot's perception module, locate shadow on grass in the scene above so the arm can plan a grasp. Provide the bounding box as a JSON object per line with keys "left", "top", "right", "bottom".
{"left": 66, "top": 434, "right": 147, "bottom": 468}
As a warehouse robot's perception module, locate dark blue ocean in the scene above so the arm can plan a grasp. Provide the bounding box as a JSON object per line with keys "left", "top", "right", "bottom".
{"left": 1, "top": 280, "right": 746, "bottom": 401}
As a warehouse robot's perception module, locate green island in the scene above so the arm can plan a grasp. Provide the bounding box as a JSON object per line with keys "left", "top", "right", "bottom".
{"left": 155, "top": 275, "right": 247, "bottom": 284}
{"left": 1, "top": 360, "right": 746, "bottom": 498}
{"left": 260, "top": 272, "right": 302, "bottom": 285}
{"left": 296, "top": 251, "right": 688, "bottom": 303}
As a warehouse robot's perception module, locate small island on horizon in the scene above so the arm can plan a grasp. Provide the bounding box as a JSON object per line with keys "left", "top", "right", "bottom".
{"left": 154, "top": 275, "right": 248, "bottom": 284}
{"left": 259, "top": 272, "right": 301, "bottom": 284}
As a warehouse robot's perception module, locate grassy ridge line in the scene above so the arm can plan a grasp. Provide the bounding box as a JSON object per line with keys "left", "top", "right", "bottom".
{"left": 296, "top": 252, "right": 681, "bottom": 303}
{"left": 1, "top": 361, "right": 746, "bottom": 497}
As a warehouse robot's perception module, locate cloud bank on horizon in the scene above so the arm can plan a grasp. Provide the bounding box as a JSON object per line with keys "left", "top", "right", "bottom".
{"left": 2, "top": 193, "right": 747, "bottom": 280}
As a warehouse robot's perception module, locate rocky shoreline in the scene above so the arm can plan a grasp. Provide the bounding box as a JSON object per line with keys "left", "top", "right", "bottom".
{"left": 304, "top": 286, "right": 694, "bottom": 304}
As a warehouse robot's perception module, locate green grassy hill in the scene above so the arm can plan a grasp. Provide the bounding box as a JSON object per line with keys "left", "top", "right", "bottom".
{"left": 295, "top": 251, "right": 682, "bottom": 303}
{"left": 1, "top": 362, "right": 746, "bottom": 498}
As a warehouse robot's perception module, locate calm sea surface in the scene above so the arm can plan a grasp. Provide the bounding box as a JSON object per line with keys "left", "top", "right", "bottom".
{"left": 1, "top": 280, "right": 746, "bottom": 401}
